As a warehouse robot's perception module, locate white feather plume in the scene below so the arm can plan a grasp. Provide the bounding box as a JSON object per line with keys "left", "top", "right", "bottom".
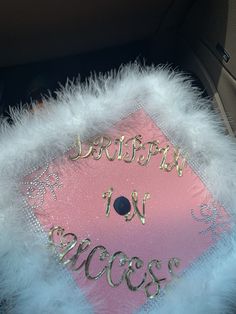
{"left": 0, "top": 64, "right": 236, "bottom": 313}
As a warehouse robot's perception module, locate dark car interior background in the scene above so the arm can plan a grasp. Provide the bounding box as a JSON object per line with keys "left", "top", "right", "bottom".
{"left": 0, "top": 0, "right": 235, "bottom": 135}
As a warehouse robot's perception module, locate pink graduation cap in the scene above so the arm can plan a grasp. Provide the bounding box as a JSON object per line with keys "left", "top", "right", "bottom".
{"left": 1, "top": 65, "right": 236, "bottom": 314}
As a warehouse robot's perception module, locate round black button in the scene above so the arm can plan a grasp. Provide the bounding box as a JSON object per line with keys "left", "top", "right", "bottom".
{"left": 113, "top": 196, "right": 131, "bottom": 216}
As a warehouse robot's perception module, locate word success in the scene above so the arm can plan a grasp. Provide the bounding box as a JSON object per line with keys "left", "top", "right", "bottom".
{"left": 49, "top": 226, "right": 180, "bottom": 299}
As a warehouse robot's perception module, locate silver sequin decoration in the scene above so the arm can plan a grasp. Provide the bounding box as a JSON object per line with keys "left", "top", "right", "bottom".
{"left": 191, "top": 203, "right": 230, "bottom": 241}
{"left": 22, "top": 163, "right": 62, "bottom": 210}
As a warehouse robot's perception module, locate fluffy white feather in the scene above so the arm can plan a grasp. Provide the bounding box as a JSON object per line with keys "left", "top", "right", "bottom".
{"left": 138, "top": 236, "right": 236, "bottom": 314}
{"left": 0, "top": 64, "right": 236, "bottom": 313}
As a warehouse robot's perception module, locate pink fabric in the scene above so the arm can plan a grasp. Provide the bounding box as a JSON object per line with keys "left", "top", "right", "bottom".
{"left": 23, "top": 110, "right": 230, "bottom": 313}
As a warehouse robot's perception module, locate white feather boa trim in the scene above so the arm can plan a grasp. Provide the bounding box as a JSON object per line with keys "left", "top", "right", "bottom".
{"left": 0, "top": 64, "right": 236, "bottom": 313}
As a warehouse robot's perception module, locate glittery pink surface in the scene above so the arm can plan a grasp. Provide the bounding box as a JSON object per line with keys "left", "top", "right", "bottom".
{"left": 23, "top": 110, "right": 230, "bottom": 314}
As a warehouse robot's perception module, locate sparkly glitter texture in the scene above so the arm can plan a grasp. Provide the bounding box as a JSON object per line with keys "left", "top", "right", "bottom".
{"left": 22, "top": 163, "right": 62, "bottom": 210}
{"left": 21, "top": 109, "right": 231, "bottom": 313}
{"left": 191, "top": 203, "right": 231, "bottom": 240}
